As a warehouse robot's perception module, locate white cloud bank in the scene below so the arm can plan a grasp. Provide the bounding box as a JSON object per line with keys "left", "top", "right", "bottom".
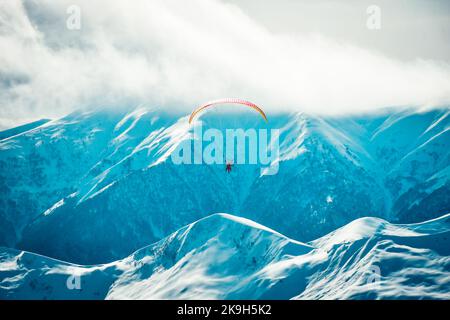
{"left": 0, "top": 0, "right": 450, "bottom": 129}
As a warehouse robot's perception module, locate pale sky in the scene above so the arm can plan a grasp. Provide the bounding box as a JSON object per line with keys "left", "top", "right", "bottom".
{"left": 0, "top": 0, "right": 449, "bottom": 130}
{"left": 227, "top": 0, "right": 450, "bottom": 62}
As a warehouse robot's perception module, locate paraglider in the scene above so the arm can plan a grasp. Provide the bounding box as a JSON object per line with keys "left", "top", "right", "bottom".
{"left": 188, "top": 98, "right": 268, "bottom": 124}
{"left": 226, "top": 161, "right": 233, "bottom": 173}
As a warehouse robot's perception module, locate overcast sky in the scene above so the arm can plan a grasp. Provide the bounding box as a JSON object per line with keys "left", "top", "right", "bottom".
{"left": 227, "top": 0, "right": 450, "bottom": 62}
{"left": 0, "top": 0, "right": 449, "bottom": 129}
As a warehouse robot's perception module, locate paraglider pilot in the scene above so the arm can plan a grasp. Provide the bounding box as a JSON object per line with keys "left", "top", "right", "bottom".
{"left": 226, "top": 161, "right": 233, "bottom": 173}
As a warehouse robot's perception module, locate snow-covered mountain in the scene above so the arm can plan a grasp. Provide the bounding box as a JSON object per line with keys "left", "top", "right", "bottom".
{"left": 1, "top": 212, "right": 449, "bottom": 300}
{"left": 0, "top": 107, "right": 449, "bottom": 264}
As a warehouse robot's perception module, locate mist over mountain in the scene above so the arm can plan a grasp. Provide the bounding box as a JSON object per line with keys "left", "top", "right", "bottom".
{"left": 1, "top": 0, "right": 449, "bottom": 302}
{"left": 2, "top": 0, "right": 450, "bottom": 128}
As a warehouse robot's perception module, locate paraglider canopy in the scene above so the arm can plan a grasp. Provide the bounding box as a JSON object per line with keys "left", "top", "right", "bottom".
{"left": 189, "top": 98, "right": 268, "bottom": 124}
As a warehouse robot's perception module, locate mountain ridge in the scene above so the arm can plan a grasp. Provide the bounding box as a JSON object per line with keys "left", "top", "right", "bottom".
{"left": 1, "top": 106, "right": 449, "bottom": 263}
{"left": 1, "top": 212, "right": 449, "bottom": 300}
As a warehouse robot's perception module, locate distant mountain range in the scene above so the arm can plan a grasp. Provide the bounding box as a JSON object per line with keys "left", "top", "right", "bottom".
{"left": 1, "top": 107, "right": 449, "bottom": 263}
{"left": 0, "top": 106, "right": 449, "bottom": 299}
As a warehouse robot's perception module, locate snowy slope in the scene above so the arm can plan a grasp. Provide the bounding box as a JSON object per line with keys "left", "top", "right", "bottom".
{"left": 298, "top": 213, "right": 450, "bottom": 299}
{"left": 0, "top": 119, "right": 50, "bottom": 140}
{"left": 1, "top": 107, "right": 449, "bottom": 264}
{"left": 1, "top": 213, "right": 449, "bottom": 300}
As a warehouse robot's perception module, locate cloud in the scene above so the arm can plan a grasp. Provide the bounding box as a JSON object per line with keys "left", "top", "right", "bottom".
{"left": 0, "top": 0, "right": 450, "bottom": 129}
